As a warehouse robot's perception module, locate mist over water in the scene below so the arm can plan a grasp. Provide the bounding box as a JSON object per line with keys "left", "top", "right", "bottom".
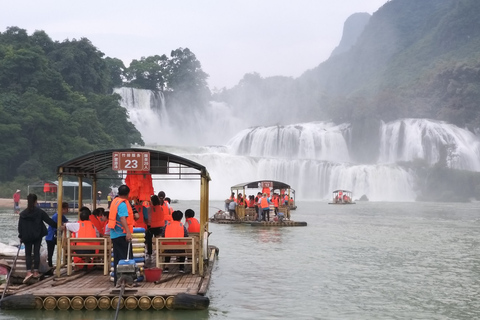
{"left": 116, "top": 88, "right": 480, "bottom": 201}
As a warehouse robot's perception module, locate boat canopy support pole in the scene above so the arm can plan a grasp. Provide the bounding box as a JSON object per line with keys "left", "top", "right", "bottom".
{"left": 199, "top": 174, "right": 209, "bottom": 276}
{"left": 55, "top": 169, "right": 64, "bottom": 278}
{"left": 78, "top": 176, "right": 83, "bottom": 213}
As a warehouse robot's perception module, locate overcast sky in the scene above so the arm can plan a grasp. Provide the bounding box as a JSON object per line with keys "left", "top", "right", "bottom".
{"left": 1, "top": 0, "right": 387, "bottom": 90}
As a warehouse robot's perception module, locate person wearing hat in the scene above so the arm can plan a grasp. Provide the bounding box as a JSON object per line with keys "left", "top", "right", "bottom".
{"left": 97, "top": 191, "right": 102, "bottom": 206}
{"left": 13, "top": 189, "right": 21, "bottom": 214}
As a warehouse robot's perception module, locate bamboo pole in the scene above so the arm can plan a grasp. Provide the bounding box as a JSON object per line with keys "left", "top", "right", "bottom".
{"left": 55, "top": 170, "right": 64, "bottom": 278}
{"left": 78, "top": 176, "right": 83, "bottom": 210}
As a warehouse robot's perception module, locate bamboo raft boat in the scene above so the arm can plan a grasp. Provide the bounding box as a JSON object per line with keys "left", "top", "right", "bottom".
{"left": 210, "top": 209, "right": 307, "bottom": 227}
{"left": 0, "top": 246, "right": 217, "bottom": 310}
{"left": 0, "top": 148, "right": 218, "bottom": 311}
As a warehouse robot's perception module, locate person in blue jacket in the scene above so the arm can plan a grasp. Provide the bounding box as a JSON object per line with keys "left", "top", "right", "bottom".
{"left": 45, "top": 202, "right": 69, "bottom": 268}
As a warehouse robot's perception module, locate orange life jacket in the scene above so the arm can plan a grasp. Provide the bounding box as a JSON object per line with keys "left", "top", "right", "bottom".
{"left": 108, "top": 197, "right": 134, "bottom": 234}
{"left": 163, "top": 221, "right": 186, "bottom": 245}
{"left": 163, "top": 203, "right": 173, "bottom": 223}
{"left": 260, "top": 197, "right": 269, "bottom": 209}
{"left": 76, "top": 220, "right": 99, "bottom": 246}
{"left": 150, "top": 204, "right": 165, "bottom": 228}
{"left": 273, "top": 197, "right": 279, "bottom": 207}
{"left": 186, "top": 217, "right": 200, "bottom": 233}
{"left": 89, "top": 215, "right": 104, "bottom": 237}
{"left": 262, "top": 187, "right": 270, "bottom": 197}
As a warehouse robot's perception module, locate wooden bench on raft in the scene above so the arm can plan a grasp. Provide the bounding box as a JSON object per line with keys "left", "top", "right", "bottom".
{"left": 66, "top": 237, "right": 110, "bottom": 276}
{"left": 155, "top": 237, "right": 196, "bottom": 274}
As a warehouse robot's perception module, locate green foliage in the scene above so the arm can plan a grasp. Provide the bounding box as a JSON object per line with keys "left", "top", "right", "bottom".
{"left": 125, "top": 54, "right": 168, "bottom": 90}
{"left": 47, "top": 38, "right": 110, "bottom": 94}
{"left": 123, "top": 48, "right": 211, "bottom": 111}
{"left": 0, "top": 26, "right": 144, "bottom": 186}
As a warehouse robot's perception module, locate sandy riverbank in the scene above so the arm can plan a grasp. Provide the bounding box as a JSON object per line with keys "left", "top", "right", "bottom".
{"left": 0, "top": 198, "right": 96, "bottom": 211}
{"left": 0, "top": 198, "right": 23, "bottom": 210}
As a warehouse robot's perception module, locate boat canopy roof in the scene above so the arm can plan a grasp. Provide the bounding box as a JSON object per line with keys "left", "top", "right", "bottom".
{"left": 231, "top": 180, "right": 293, "bottom": 191}
{"left": 332, "top": 190, "right": 352, "bottom": 194}
{"left": 57, "top": 147, "right": 210, "bottom": 180}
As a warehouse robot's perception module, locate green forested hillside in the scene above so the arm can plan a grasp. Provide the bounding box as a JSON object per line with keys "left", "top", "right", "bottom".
{"left": 0, "top": 27, "right": 210, "bottom": 196}
{"left": 0, "top": 27, "right": 143, "bottom": 185}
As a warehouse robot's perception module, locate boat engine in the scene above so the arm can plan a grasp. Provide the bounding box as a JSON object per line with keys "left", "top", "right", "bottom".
{"left": 116, "top": 258, "right": 140, "bottom": 286}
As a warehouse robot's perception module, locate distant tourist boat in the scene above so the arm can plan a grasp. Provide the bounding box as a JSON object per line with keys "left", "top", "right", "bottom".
{"left": 211, "top": 180, "right": 306, "bottom": 227}
{"left": 328, "top": 190, "right": 356, "bottom": 204}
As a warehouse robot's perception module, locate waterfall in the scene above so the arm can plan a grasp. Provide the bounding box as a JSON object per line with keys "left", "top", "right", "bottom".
{"left": 114, "top": 87, "right": 242, "bottom": 146}
{"left": 379, "top": 118, "right": 480, "bottom": 171}
{"left": 227, "top": 122, "right": 351, "bottom": 162}
{"left": 115, "top": 88, "right": 480, "bottom": 201}
{"left": 113, "top": 87, "right": 169, "bottom": 145}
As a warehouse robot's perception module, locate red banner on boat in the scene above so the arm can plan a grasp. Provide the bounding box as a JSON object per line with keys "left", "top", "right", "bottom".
{"left": 112, "top": 152, "right": 150, "bottom": 171}
{"left": 261, "top": 181, "right": 273, "bottom": 188}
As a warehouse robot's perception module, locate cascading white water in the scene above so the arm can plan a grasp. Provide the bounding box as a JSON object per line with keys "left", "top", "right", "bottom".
{"left": 379, "top": 118, "right": 480, "bottom": 171}
{"left": 227, "top": 122, "right": 351, "bottom": 162}
{"left": 113, "top": 87, "right": 170, "bottom": 145}
{"left": 115, "top": 88, "right": 480, "bottom": 201}
{"left": 114, "top": 87, "right": 242, "bottom": 146}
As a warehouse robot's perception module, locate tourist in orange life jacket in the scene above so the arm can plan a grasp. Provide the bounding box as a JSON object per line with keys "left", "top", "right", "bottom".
{"left": 91, "top": 207, "right": 106, "bottom": 237}
{"left": 237, "top": 193, "right": 246, "bottom": 207}
{"left": 165, "top": 197, "right": 175, "bottom": 220}
{"left": 283, "top": 194, "right": 289, "bottom": 206}
{"left": 65, "top": 208, "right": 99, "bottom": 246}
{"left": 136, "top": 200, "right": 150, "bottom": 229}
{"left": 185, "top": 209, "right": 200, "bottom": 233}
{"left": 64, "top": 207, "right": 99, "bottom": 270}
{"left": 108, "top": 185, "right": 136, "bottom": 287}
{"left": 259, "top": 193, "right": 271, "bottom": 221}
{"left": 158, "top": 191, "right": 172, "bottom": 224}
{"left": 272, "top": 193, "right": 280, "bottom": 215}
{"left": 247, "top": 195, "right": 255, "bottom": 208}
{"left": 161, "top": 210, "right": 188, "bottom": 273}
{"left": 146, "top": 194, "right": 165, "bottom": 258}
{"left": 99, "top": 210, "right": 109, "bottom": 235}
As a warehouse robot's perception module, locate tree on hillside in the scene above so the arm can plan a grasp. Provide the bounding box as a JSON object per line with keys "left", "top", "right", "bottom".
{"left": 104, "top": 57, "right": 126, "bottom": 90}
{"left": 125, "top": 54, "right": 169, "bottom": 90}
{"left": 48, "top": 38, "right": 110, "bottom": 94}
{"left": 165, "top": 48, "right": 210, "bottom": 107}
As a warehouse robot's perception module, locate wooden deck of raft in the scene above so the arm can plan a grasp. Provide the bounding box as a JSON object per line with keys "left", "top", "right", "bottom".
{"left": 0, "top": 246, "right": 217, "bottom": 310}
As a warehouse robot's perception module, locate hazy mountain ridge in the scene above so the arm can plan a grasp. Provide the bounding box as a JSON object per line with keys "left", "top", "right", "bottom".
{"left": 330, "top": 12, "right": 371, "bottom": 58}
{"left": 215, "top": 0, "right": 480, "bottom": 133}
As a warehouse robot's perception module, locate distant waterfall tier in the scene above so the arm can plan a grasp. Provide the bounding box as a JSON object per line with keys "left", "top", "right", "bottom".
{"left": 226, "top": 119, "right": 480, "bottom": 171}
{"left": 154, "top": 153, "right": 417, "bottom": 201}
{"left": 379, "top": 119, "right": 480, "bottom": 171}
{"left": 227, "top": 122, "right": 352, "bottom": 162}
{"left": 114, "top": 87, "right": 242, "bottom": 146}
{"left": 114, "top": 87, "right": 169, "bottom": 145}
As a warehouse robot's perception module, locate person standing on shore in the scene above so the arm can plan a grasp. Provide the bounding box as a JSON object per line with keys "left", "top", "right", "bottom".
{"left": 97, "top": 191, "right": 102, "bottom": 206}
{"left": 13, "top": 189, "right": 21, "bottom": 214}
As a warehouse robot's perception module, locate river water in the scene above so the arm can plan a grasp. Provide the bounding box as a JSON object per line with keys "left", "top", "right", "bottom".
{"left": 0, "top": 200, "right": 479, "bottom": 320}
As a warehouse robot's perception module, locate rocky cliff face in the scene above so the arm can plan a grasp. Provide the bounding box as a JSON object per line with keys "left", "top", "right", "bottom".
{"left": 330, "top": 12, "right": 371, "bottom": 57}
